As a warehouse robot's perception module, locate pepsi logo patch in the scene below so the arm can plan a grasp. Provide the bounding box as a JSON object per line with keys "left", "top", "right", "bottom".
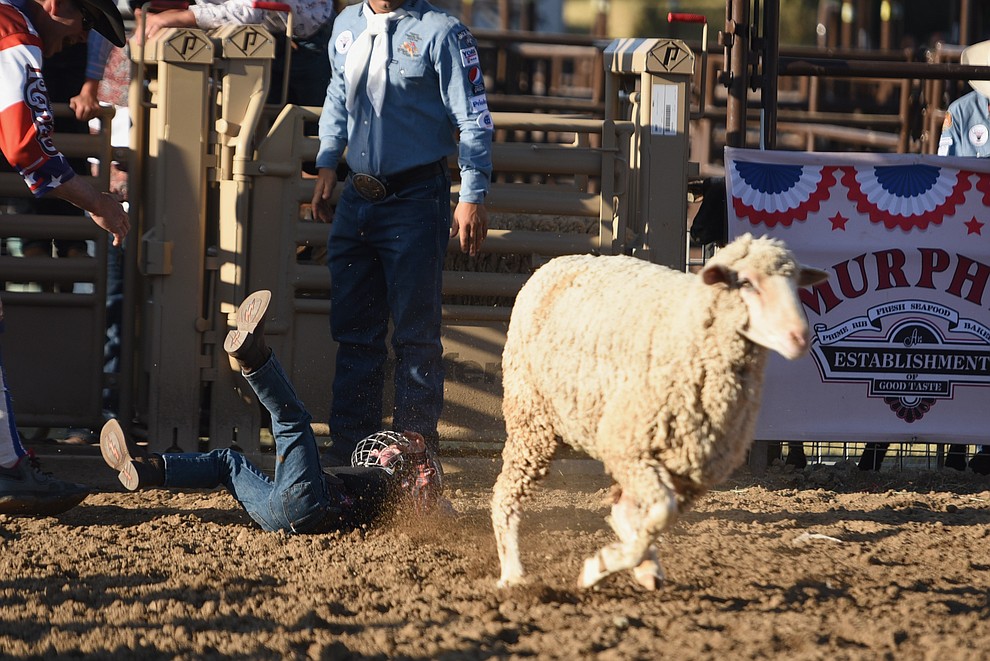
{"left": 468, "top": 66, "right": 483, "bottom": 85}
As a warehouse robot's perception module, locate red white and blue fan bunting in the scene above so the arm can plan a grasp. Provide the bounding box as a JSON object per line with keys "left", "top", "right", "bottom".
{"left": 841, "top": 164, "right": 970, "bottom": 231}
{"left": 730, "top": 160, "right": 837, "bottom": 227}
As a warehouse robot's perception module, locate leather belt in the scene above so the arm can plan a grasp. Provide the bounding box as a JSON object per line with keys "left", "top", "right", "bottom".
{"left": 350, "top": 160, "right": 447, "bottom": 202}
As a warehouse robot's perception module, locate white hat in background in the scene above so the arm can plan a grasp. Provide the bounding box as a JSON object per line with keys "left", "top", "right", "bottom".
{"left": 961, "top": 40, "right": 990, "bottom": 97}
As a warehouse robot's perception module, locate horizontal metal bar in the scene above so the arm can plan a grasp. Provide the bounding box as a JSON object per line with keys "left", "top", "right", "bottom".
{"left": 471, "top": 28, "right": 610, "bottom": 49}
{"left": 0, "top": 290, "right": 99, "bottom": 307}
{"left": 491, "top": 142, "right": 603, "bottom": 175}
{"left": 489, "top": 95, "right": 604, "bottom": 114}
{"left": 779, "top": 58, "right": 990, "bottom": 81}
{"left": 292, "top": 297, "right": 330, "bottom": 314}
{"left": 293, "top": 264, "right": 530, "bottom": 298}
{"left": 482, "top": 183, "right": 600, "bottom": 216}
{"left": 442, "top": 271, "right": 529, "bottom": 297}
{"left": 776, "top": 122, "right": 901, "bottom": 148}
{"left": 0, "top": 214, "right": 105, "bottom": 241}
{"left": 441, "top": 304, "right": 512, "bottom": 322}
{"left": 295, "top": 225, "right": 598, "bottom": 257}
{"left": 292, "top": 264, "right": 330, "bottom": 291}
{"left": 490, "top": 112, "right": 616, "bottom": 132}
{"left": 471, "top": 229, "right": 597, "bottom": 255}
{"left": 0, "top": 255, "right": 99, "bottom": 281}
{"left": 292, "top": 295, "right": 513, "bottom": 323}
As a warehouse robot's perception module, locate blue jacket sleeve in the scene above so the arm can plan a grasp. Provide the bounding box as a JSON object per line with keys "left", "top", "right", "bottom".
{"left": 316, "top": 25, "right": 350, "bottom": 171}
{"left": 85, "top": 33, "right": 115, "bottom": 81}
{"left": 435, "top": 24, "right": 493, "bottom": 204}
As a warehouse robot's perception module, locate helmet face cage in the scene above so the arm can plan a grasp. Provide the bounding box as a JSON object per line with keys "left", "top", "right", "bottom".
{"left": 351, "top": 431, "right": 444, "bottom": 509}
{"left": 351, "top": 430, "right": 409, "bottom": 475}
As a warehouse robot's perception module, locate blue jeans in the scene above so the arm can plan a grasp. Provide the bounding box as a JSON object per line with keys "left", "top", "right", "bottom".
{"left": 326, "top": 170, "right": 451, "bottom": 462}
{"left": 162, "top": 353, "right": 335, "bottom": 532}
{"left": 103, "top": 236, "right": 123, "bottom": 417}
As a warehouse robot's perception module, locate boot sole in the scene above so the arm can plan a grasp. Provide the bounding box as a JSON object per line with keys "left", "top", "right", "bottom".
{"left": 100, "top": 419, "right": 139, "bottom": 491}
{"left": 223, "top": 290, "right": 271, "bottom": 355}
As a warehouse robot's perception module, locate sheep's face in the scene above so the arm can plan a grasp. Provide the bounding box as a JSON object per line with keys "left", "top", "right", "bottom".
{"left": 702, "top": 240, "right": 829, "bottom": 360}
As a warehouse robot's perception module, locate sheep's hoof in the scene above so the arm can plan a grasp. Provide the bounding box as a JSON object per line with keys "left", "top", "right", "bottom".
{"left": 578, "top": 557, "right": 607, "bottom": 589}
{"left": 632, "top": 562, "right": 665, "bottom": 591}
{"left": 496, "top": 573, "right": 526, "bottom": 589}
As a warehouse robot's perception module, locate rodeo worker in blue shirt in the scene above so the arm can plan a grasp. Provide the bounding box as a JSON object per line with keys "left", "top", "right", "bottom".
{"left": 933, "top": 38, "right": 990, "bottom": 475}
{"left": 310, "top": 0, "right": 493, "bottom": 465}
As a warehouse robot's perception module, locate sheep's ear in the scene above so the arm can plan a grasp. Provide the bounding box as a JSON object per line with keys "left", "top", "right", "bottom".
{"left": 797, "top": 266, "right": 829, "bottom": 287}
{"left": 700, "top": 263, "right": 732, "bottom": 286}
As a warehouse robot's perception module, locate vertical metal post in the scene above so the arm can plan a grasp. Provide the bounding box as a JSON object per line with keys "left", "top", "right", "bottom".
{"left": 604, "top": 38, "right": 693, "bottom": 269}
{"left": 761, "top": 0, "right": 779, "bottom": 150}
{"left": 593, "top": 0, "right": 608, "bottom": 37}
{"left": 724, "top": 0, "right": 751, "bottom": 148}
{"left": 960, "top": 0, "right": 972, "bottom": 44}
{"left": 136, "top": 28, "right": 214, "bottom": 452}
{"left": 209, "top": 24, "right": 277, "bottom": 452}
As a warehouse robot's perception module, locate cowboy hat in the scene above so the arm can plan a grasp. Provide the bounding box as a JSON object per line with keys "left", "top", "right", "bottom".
{"left": 76, "top": 0, "right": 126, "bottom": 47}
{"left": 961, "top": 40, "right": 990, "bottom": 97}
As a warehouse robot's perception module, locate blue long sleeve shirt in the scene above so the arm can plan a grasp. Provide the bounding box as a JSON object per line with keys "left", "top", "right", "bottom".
{"left": 85, "top": 32, "right": 115, "bottom": 81}
{"left": 938, "top": 89, "right": 990, "bottom": 158}
{"left": 316, "top": 0, "right": 493, "bottom": 204}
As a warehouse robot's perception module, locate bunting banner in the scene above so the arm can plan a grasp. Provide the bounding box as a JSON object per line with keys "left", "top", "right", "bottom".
{"left": 725, "top": 147, "right": 990, "bottom": 442}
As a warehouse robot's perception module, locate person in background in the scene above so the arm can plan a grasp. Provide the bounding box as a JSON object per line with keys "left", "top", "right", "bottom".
{"left": 134, "top": 0, "right": 335, "bottom": 107}
{"left": 0, "top": 0, "right": 130, "bottom": 514}
{"left": 862, "top": 38, "right": 990, "bottom": 476}
{"left": 310, "top": 0, "right": 493, "bottom": 465}
{"left": 56, "top": 29, "right": 129, "bottom": 445}
{"left": 100, "top": 290, "right": 443, "bottom": 529}
{"left": 7, "top": 40, "right": 92, "bottom": 296}
{"left": 928, "top": 38, "right": 990, "bottom": 476}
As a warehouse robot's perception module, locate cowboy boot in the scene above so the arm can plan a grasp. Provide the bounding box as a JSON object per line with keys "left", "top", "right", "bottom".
{"left": 223, "top": 290, "right": 272, "bottom": 374}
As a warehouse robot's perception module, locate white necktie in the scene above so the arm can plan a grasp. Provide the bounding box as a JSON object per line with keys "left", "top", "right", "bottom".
{"left": 344, "top": 7, "right": 407, "bottom": 117}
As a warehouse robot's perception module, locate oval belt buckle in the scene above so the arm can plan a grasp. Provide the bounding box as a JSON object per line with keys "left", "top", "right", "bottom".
{"left": 352, "top": 173, "right": 387, "bottom": 202}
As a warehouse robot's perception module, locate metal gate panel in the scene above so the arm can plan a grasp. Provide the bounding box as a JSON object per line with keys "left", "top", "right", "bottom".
{"left": 132, "top": 28, "right": 214, "bottom": 452}
{"left": 0, "top": 108, "right": 115, "bottom": 432}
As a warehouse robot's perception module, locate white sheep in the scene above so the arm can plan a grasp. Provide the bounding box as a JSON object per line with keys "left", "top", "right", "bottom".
{"left": 491, "top": 233, "right": 828, "bottom": 590}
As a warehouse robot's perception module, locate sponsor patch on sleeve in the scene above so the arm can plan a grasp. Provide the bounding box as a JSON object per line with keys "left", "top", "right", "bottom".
{"left": 468, "top": 65, "right": 485, "bottom": 90}
{"left": 335, "top": 30, "right": 354, "bottom": 54}
{"left": 469, "top": 94, "right": 488, "bottom": 113}
{"left": 477, "top": 109, "right": 494, "bottom": 130}
{"left": 937, "top": 135, "right": 952, "bottom": 156}
{"left": 460, "top": 46, "right": 479, "bottom": 67}
{"left": 942, "top": 111, "right": 952, "bottom": 131}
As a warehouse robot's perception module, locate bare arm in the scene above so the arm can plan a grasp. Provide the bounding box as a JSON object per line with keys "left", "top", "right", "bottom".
{"left": 139, "top": 9, "right": 198, "bottom": 43}
{"left": 49, "top": 177, "right": 130, "bottom": 246}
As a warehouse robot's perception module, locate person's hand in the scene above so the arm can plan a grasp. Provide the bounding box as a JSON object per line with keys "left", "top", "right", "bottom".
{"left": 138, "top": 9, "right": 198, "bottom": 45}
{"left": 90, "top": 193, "right": 130, "bottom": 246}
{"left": 69, "top": 79, "right": 101, "bottom": 121}
{"left": 450, "top": 201, "right": 488, "bottom": 257}
{"left": 311, "top": 168, "right": 338, "bottom": 223}
{"left": 48, "top": 176, "right": 129, "bottom": 245}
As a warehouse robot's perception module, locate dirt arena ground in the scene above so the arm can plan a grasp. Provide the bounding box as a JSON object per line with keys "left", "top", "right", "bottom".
{"left": 3, "top": 447, "right": 990, "bottom": 660}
